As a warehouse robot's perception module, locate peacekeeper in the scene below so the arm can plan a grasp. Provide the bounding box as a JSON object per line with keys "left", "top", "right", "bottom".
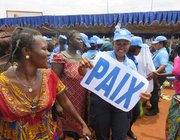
{"left": 78, "top": 27, "right": 151, "bottom": 140}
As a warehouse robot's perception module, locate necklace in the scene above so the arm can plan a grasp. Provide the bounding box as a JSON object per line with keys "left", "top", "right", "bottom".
{"left": 14, "top": 67, "right": 38, "bottom": 93}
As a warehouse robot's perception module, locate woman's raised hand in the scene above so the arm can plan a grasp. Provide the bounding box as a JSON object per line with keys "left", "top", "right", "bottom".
{"left": 78, "top": 57, "right": 94, "bottom": 76}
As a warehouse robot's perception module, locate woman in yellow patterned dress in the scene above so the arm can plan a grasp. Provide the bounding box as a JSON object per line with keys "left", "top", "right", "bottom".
{"left": 0, "top": 27, "right": 91, "bottom": 140}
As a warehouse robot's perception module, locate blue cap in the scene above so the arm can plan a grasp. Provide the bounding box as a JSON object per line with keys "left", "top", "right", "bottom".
{"left": 152, "top": 36, "right": 167, "bottom": 44}
{"left": 89, "top": 36, "right": 97, "bottom": 45}
{"left": 89, "top": 35, "right": 104, "bottom": 45}
{"left": 59, "top": 35, "right": 67, "bottom": 40}
{"left": 97, "top": 39, "right": 104, "bottom": 45}
{"left": 131, "top": 36, "right": 143, "bottom": 47}
{"left": 113, "top": 28, "right": 131, "bottom": 42}
{"left": 91, "top": 35, "right": 104, "bottom": 45}
{"left": 80, "top": 33, "right": 91, "bottom": 48}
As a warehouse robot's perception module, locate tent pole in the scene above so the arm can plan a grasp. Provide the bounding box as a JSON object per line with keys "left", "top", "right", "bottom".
{"left": 107, "top": 0, "right": 109, "bottom": 14}
{"left": 151, "top": 0, "right": 154, "bottom": 11}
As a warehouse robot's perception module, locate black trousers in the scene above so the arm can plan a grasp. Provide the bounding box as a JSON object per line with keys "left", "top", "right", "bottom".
{"left": 129, "top": 101, "right": 140, "bottom": 131}
{"left": 90, "top": 94, "right": 130, "bottom": 140}
{"left": 150, "top": 77, "right": 166, "bottom": 112}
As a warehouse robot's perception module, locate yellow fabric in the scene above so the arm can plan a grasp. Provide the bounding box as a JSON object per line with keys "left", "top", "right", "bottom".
{"left": 0, "top": 69, "right": 65, "bottom": 140}
{"left": 56, "top": 78, "right": 66, "bottom": 95}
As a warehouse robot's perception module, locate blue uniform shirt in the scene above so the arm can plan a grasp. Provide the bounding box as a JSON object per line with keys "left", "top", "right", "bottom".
{"left": 152, "top": 47, "right": 169, "bottom": 69}
{"left": 53, "top": 44, "right": 68, "bottom": 53}
{"left": 105, "top": 51, "right": 137, "bottom": 71}
{"left": 82, "top": 50, "right": 99, "bottom": 60}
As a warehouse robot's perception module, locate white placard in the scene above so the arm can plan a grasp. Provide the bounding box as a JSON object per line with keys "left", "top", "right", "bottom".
{"left": 81, "top": 53, "right": 148, "bottom": 112}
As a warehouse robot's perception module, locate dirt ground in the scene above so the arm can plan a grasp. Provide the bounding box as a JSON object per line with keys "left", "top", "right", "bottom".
{"left": 66, "top": 88, "right": 175, "bottom": 140}
{"left": 131, "top": 88, "right": 174, "bottom": 140}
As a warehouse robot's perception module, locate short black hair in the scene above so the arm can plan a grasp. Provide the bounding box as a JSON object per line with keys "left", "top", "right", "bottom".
{"left": 127, "top": 46, "right": 141, "bottom": 56}
{"left": 158, "top": 40, "right": 167, "bottom": 47}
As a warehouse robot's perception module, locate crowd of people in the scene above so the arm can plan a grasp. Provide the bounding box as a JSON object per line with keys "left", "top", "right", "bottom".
{"left": 0, "top": 25, "right": 179, "bottom": 140}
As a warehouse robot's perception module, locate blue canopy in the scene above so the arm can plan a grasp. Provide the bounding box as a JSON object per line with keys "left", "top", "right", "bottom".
{"left": 0, "top": 11, "right": 180, "bottom": 28}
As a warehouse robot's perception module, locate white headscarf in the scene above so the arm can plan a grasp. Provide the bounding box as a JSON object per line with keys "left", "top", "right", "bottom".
{"left": 137, "top": 44, "right": 156, "bottom": 92}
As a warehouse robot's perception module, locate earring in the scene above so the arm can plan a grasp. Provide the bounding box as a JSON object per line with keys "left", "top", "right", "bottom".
{"left": 25, "top": 55, "right": 30, "bottom": 59}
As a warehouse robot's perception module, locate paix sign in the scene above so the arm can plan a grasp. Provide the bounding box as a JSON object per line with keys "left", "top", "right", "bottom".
{"left": 81, "top": 53, "right": 148, "bottom": 112}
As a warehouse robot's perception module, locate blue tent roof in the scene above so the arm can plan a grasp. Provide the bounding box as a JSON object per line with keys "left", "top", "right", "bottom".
{"left": 0, "top": 11, "right": 180, "bottom": 27}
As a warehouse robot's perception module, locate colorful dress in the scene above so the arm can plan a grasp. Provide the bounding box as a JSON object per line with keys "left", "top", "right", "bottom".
{"left": 0, "top": 69, "right": 65, "bottom": 140}
{"left": 166, "top": 95, "right": 180, "bottom": 140}
{"left": 52, "top": 51, "right": 87, "bottom": 136}
{"left": 166, "top": 56, "right": 180, "bottom": 140}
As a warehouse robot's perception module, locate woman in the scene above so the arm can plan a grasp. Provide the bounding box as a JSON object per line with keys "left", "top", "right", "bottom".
{"left": 0, "top": 27, "right": 91, "bottom": 140}
{"left": 78, "top": 28, "right": 151, "bottom": 140}
{"left": 154, "top": 44, "right": 180, "bottom": 140}
{"left": 146, "top": 36, "right": 169, "bottom": 116}
{"left": 52, "top": 30, "right": 88, "bottom": 140}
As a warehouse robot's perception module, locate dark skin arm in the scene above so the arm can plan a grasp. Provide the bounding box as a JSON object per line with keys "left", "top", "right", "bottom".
{"left": 154, "top": 72, "right": 172, "bottom": 77}
{"left": 156, "top": 65, "right": 166, "bottom": 73}
{"left": 147, "top": 65, "right": 167, "bottom": 80}
{"left": 51, "top": 63, "right": 64, "bottom": 78}
{"left": 52, "top": 60, "right": 91, "bottom": 139}
{"left": 56, "top": 91, "right": 91, "bottom": 139}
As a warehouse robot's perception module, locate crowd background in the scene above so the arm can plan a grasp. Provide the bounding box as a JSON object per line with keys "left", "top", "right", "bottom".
{"left": 0, "top": 25, "right": 179, "bottom": 140}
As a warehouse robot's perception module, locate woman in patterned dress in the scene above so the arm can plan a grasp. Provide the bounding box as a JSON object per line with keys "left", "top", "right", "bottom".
{"left": 0, "top": 27, "right": 91, "bottom": 140}
{"left": 52, "top": 30, "right": 88, "bottom": 140}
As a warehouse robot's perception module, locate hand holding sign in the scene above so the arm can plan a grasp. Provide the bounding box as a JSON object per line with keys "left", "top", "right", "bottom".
{"left": 78, "top": 57, "right": 94, "bottom": 76}
{"left": 80, "top": 53, "right": 149, "bottom": 112}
